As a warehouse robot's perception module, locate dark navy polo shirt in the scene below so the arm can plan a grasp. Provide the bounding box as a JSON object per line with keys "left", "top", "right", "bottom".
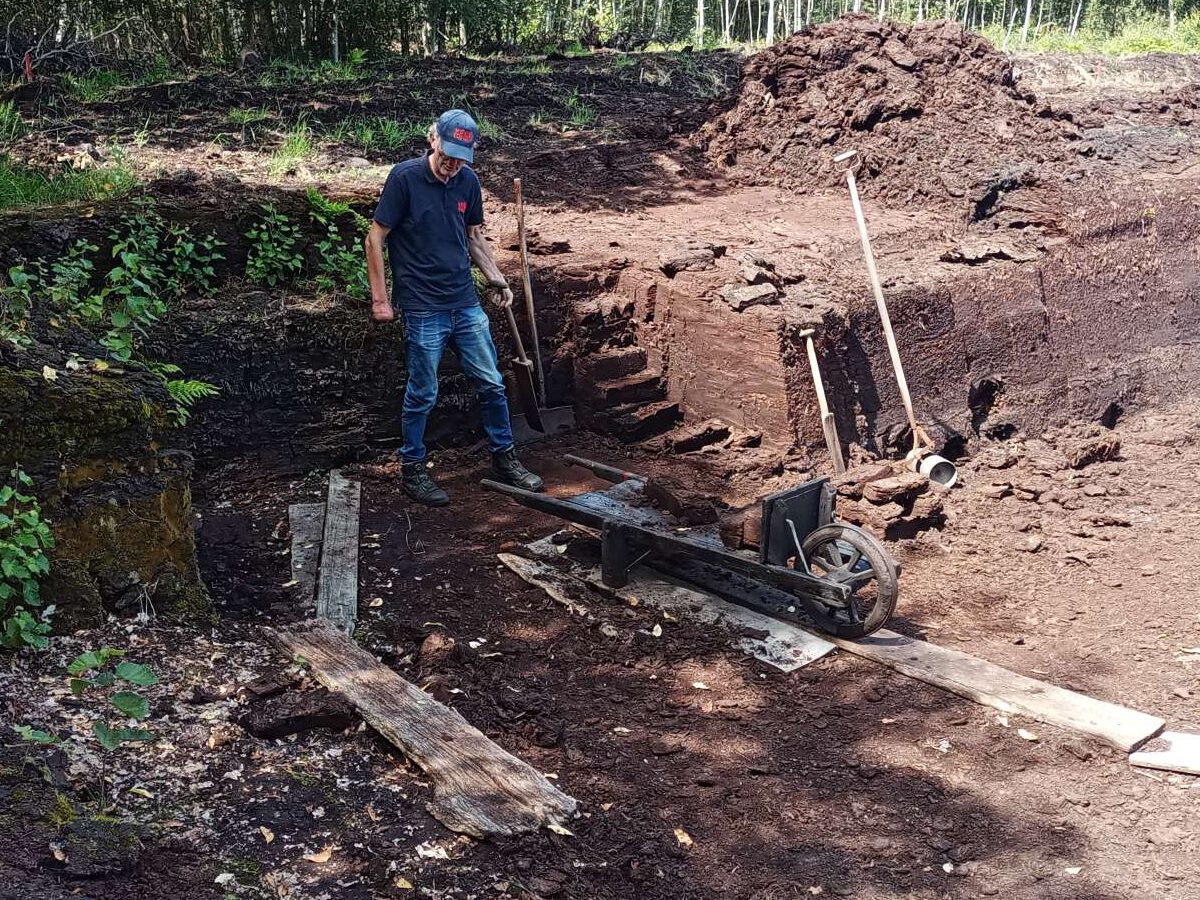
{"left": 372, "top": 152, "right": 484, "bottom": 311}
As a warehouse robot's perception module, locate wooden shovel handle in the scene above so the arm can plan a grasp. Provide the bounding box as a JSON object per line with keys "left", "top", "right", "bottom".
{"left": 503, "top": 304, "right": 529, "bottom": 364}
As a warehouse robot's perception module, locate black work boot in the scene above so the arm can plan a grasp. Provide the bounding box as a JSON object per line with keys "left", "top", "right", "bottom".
{"left": 490, "top": 448, "right": 544, "bottom": 492}
{"left": 402, "top": 462, "right": 450, "bottom": 507}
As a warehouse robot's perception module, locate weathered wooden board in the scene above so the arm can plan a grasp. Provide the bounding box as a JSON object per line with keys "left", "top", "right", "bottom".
{"left": 315, "top": 471, "right": 360, "bottom": 634}
{"left": 269, "top": 620, "right": 576, "bottom": 837}
{"left": 288, "top": 502, "right": 325, "bottom": 607}
{"left": 499, "top": 553, "right": 594, "bottom": 617}
{"left": 1129, "top": 730, "right": 1200, "bottom": 774}
{"left": 830, "top": 630, "right": 1165, "bottom": 752}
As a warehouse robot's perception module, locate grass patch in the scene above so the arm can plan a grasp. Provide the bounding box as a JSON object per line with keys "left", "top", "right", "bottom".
{"left": 0, "top": 101, "right": 23, "bottom": 142}
{"left": 226, "top": 106, "right": 272, "bottom": 125}
{"left": 64, "top": 70, "right": 125, "bottom": 102}
{"left": 565, "top": 88, "right": 597, "bottom": 129}
{"left": 0, "top": 157, "right": 137, "bottom": 210}
{"left": 269, "top": 118, "right": 314, "bottom": 174}
{"left": 512, "top": 61, "right": 552, "bottom": 75}
{"left": 329, "top": 116, "right": 427, "bottom": 151}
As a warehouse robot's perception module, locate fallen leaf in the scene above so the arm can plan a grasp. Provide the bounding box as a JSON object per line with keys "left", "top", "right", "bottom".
{"left": 651, "top": 623, "right": 663, "bottom": 637}
{"left": 260, "top": 826, "right": 275, "bottom": 844}
{"left": 996, "top": 714, "right": 1010, "bottom": 727}
{"left": 304, "top": 845, "right": 333, "bottom": 864}
{"left": 1064, "top": 866, "right": 1082, "bottom": 875}
{"left": 128, "top": 786, "right": 154, "bottom": 799}
{"left": 215, "top": 873, "right": 236, "bottom": 886}
{"left": 600, "top": 802, "right": 614, "bottom": 811}
{"left": 366, "top": 804, "right": 381, "bottom": 822}
{"left": 662, "top": 611, "right": 678, "bottom": 622}
{"left": 281, "top": 579, "right": 299, "bottom": 588}
{"left": 42, "top": 365, "right": 58, "bottom": 381}
{"left": 612, "top": 726, "right": 631, "bottom": 734}
{"left": 91, "top": 359, "right": 110, "bottom": 371}
{"left": 692, "top": 681, "right": 709, "bottom": 690}
{"left": 394, "top": 876, "right": 414, "bottom": 890}
{"left": 416, "top": 841, "right": 450, "bottom": 859}
{"left": 51, "top": 844, "right": 67, "bottom": 862}
{"left": 547, "top": 822, "right": 574, "bottom": 836}
{"left": 1018, "top": 728, "right": 1038, "bottom": 741}
{"left": 627, "top": 595, "right": 640, "bottom": 607}
{"left": 369, "top": 597, "right": 384, "bottom": 608}
{"left": 65, "top": 356, "right": 82, "bottom": 371}
{"left": 674, "top": 827, "right": 693, "bottom": 847}
{"left": 942, "top": 862, "right": 954, "bottom": 873}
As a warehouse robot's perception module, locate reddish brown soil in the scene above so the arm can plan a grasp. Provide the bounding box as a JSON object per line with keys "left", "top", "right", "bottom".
{"left": 698, "top": 16, "right": 1082, "bottom": 206}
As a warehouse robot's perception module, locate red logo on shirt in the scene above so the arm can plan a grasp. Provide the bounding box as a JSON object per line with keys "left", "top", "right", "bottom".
{"left": 458, "top": 201, "right": 468, "bottom": 214}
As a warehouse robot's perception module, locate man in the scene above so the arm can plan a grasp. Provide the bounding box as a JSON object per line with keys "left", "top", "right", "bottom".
{"left": 365, "top": 109, "right": 544, "bottom": 507}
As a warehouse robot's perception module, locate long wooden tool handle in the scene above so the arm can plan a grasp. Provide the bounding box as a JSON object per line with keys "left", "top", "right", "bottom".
{"left": 805, "top": 334, "right": 846, "bottom": 475}
{"left": 514, "top": 178, "right": 546, "bottom": 403}
{"left": 844, "top": 167, "right": 924, "bottom": 453}
{"left": 503, "top": 304, "right": 530, "bottom": 364}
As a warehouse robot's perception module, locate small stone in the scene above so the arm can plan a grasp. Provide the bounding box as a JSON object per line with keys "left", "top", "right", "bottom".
{"left": 980, "top": 482, "right": 1011, "bottom": 499}
{"left": 344, "top": 156, "right": 372, "bottom": 169}
{"left": 719, "top": 282, "right": 779, "bottom": 311}
{"left": 1173, "top": 687, "right": 1192, "bottom": 699}
{"left": 1018, "top": 536, "right": 1043, "bottom": 553}
{"left": 1081, "top": 484, "right": 1108, "bottom": 497}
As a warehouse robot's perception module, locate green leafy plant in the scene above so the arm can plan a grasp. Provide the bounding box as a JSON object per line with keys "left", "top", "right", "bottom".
{"left": 307, "top": 189, "right": 369, "bottom": 300}
{"left": 245, "top": 203, "right": 303, "bottom": 286}
{"left": 145, "top": 362, "right": 220, "bottom": 426}
{"left": 0, "top": 467, "right": 54, "bottom": 651}
{"left": 565, "top": 88, "right": 597, "bottom": 129}
{"left": 100, "top": 205, "right": 172, "bottom": 360}
{"left": 166, "top": 223, "right": 225, "bottom": 297}
{"left": 46, "top": 240, "right": 102, "bottom": 321}
{"left": 0, "top": 264, "right": 37, "bottom": 348}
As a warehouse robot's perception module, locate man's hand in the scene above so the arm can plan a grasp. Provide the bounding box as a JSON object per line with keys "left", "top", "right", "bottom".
{"left": 371, "top": 299, "right": 396, "bottom": 323}
{"left": 487, "top": 282, "right": 514, "bottom": 310}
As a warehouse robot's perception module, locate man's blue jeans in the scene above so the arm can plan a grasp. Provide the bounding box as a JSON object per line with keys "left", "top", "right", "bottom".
{"left": 399, "top": 304, "right": 514, "bottom": 463}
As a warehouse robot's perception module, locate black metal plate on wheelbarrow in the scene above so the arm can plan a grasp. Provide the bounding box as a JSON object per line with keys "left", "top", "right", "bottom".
{"left": 758, "top": 477, "right": 835, "bottom": 568}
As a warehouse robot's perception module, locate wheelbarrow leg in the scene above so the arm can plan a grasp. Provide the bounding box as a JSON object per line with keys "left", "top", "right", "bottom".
{"left": 600, "top": 521, "right": 633, "bottom": 589}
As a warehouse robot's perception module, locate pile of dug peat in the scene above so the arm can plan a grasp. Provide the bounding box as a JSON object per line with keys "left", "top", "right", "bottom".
{"left": 698, "top": 15, "right": 1083, "bottom": 207}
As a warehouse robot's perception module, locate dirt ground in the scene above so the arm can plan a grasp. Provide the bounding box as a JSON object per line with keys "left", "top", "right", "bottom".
{"left": 4, "top": 402, "right": 1198, "bottom": 900}
{"left": 3, "top": 27, "right": 1200, "bottom": 900}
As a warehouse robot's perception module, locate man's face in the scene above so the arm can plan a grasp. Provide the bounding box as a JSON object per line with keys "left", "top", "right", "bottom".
{"left": 431, "top": 138, "right": 466, "bottom": 180}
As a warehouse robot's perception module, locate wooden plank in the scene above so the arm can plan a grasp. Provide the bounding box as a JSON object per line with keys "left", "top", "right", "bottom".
{"left": 1129, "top": 731, "right": 1200, "bottom": 775}
{"left": 269, "top": 620, "right": 577, "bottom": 837}
{"left": 316, "top": 470, "right": 360, "bottom": 634}
{"left": 829, "top": 630, "right": 1165, "bottom": 752}
{"left": 499, "top": 553, "right": 594, "bottom": 617}
{"left": 288, "top": 502, "right": 326, "bottom": 607}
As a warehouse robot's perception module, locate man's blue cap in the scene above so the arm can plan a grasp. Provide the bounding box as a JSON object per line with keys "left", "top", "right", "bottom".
{"left": 436, "top": 109, "right": 479, "bottom": 163}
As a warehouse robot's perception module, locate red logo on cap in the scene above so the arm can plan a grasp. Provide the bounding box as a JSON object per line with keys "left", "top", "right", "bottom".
{"left": 452, "top": 126, "right": 474, "bottom": 142}
{"left": 458, "top": 201, "right": 468, "bottom": 214}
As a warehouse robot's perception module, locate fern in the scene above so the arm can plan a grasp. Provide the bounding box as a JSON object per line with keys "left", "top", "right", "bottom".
{"left": 166, "top": 379, "right": 219, "bottom": 424}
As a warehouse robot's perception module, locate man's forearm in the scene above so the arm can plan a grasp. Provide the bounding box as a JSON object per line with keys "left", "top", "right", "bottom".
{"left": 468, "top": 234, "right": 506, "bottom": 286}
{"left": 365, "top": 232, "right": 390, "bottom": 304}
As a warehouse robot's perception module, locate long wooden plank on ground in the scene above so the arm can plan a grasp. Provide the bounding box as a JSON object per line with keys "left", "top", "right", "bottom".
{"left": 269, "top": 620, "right": 577, "bottom": 837}
{"left": 1129, "top": 731, "right": 1200, "bottom": 775}
{"left": 288, "top": 502, "right": 326, "bottom": 606}
{"left": 829, "top": 630, "right": 1165, "bottom": 752}
{"left": 316, "top": 470, "right": 360, "bottom": 634}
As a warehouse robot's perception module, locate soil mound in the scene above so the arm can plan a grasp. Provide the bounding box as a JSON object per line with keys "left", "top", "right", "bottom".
{"left": 699, "top": 15, "right": 1082, "bottom": 207}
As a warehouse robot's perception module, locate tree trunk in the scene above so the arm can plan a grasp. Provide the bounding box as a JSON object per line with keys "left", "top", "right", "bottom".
{"left": 697, "top": 0, "right": 705, "bottom": 44}
{"left": 765, "top": 0, "right": 775, "bottom": 43}
{"left": 1019, "top": 0, "right": 1033, "bottom": 44}
{"left": 1069, "top": 0, "right": 1083, "bottom": 35}
{"left": 1169, "top": 0, "right": 1176, "bottom": 31}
